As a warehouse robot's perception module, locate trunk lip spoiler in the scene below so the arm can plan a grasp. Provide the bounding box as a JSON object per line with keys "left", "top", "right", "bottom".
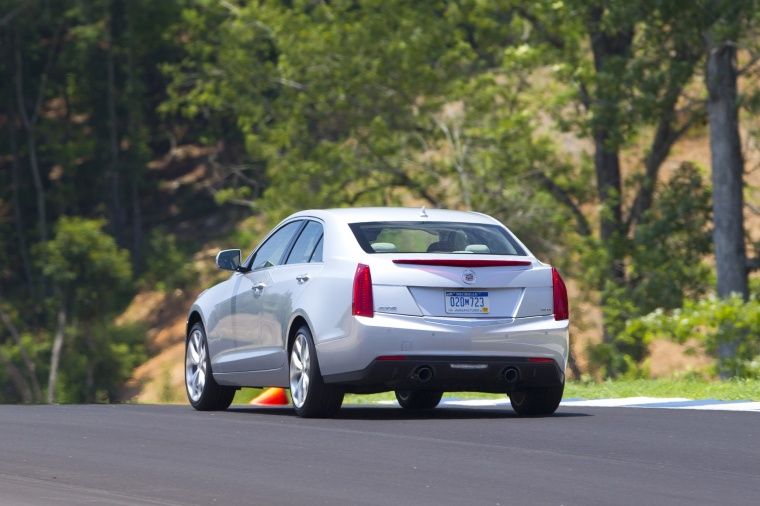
{"left": 392, "top": 259, "right": 532, "bottom": 268}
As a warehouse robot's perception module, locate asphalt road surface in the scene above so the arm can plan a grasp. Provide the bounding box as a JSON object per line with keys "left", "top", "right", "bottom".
{"left": 0, "top": 403, "right": 758, "bottom": 506}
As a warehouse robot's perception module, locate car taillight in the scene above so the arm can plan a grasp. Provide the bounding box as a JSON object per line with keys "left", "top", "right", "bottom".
{"left": 552, "top": 267, "right": 569, "bottom": 321}
{"left": 352, "top": 263, "right": 374, "bottom": 318}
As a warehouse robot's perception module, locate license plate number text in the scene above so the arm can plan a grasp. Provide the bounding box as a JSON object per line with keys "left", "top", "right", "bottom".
{"left": 445, "top": 291, "right": 489, "bottom": 314}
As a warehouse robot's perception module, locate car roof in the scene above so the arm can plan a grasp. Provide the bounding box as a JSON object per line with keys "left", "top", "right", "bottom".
{"left": 288, "top": 207, "right": 500, "bottom": 225}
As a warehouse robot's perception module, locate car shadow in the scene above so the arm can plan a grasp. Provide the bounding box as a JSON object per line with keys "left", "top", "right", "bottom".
{"left": 226, "top": 405, "right": 591, "bottom": 420}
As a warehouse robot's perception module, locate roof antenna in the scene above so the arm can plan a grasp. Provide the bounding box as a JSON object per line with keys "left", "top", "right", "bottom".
{"left": 419, "top": 205, "right": 428, "bottom": 218}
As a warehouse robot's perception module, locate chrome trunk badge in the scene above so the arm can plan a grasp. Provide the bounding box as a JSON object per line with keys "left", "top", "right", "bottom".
{"left": 462, "top": 269, "right": 476, "bottom": 284}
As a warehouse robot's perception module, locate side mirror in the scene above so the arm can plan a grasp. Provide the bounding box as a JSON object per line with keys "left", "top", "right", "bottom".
{"left": 216, "top": 249, "right": 242, "bottom": 271}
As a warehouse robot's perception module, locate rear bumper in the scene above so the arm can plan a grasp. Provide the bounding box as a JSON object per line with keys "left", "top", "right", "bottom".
{"left": 322, "top": 355, "right": 565, "bottom": 394}
{"left": 315, "top": 313, "right": 569, "bottom": 387}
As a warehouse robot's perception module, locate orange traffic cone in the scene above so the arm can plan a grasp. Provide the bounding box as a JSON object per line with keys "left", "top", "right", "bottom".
{"left": 250, "top": 387, "right": 289, "bottom": 406}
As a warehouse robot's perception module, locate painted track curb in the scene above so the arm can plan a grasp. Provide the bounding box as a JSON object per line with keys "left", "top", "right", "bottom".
{"left": 428, "top": 396, "right": 760, "bottom": 412}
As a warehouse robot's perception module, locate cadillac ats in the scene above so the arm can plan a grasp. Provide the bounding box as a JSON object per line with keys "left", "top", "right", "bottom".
{"left": 185, "top": 207, "right": 569, "bottom": 417}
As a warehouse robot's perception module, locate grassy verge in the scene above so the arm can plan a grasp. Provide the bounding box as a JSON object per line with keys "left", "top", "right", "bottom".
{"left": 565, "top": 377, "right": 760, "bottom": 401}
{"left": 231, "top": 378, "right": 760, "bottom": 405}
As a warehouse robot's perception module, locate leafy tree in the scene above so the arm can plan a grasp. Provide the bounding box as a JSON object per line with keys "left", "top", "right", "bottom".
{"left": 2, "top": 0, "right": 760, "bottom": 398}
{"left": 700, "top": 0, "right": 760, "bottom": 375}
{"left": 584, "top": 163, "right": 713, "bottom": 377}
{"left": 140, "top": 227, "right": 199, "bottom": 294}
{"left": 160, "top": 0, "right": 594, "bottom": 374}
{"left": 161, "top": 0, "right": 735, "bottom": 378}
{"left": 162, "top": 1, "right": 574, "bottom": 239}
{"left": 41, "top": 217, "right": 134, "bottom": 402}
{"left": 517, "top": 1, "right": 722, "bottom": 375}
{"left": 618, "top": 0, "right": 760, "bottom": 378}
{"left": 1, "top": 0, "right": 197, "bottom": 402}
{"left": 55, "top": 321, "right": 147, "bottom": 403}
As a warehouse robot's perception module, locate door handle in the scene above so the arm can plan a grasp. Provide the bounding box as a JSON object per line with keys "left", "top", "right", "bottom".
{"left": 296, "top": 274, "right": 310, "bottom": 283}
{"left": 252, "top": 282, "right": 266, "bottom": 292}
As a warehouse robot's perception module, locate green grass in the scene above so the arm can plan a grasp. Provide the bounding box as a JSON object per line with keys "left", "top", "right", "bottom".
{"left": 565, "top": 377, "right": 760, "bottom": 401}
{"left": 231, "top": 378, "right": 760, "bottom": 405}
{"left": 232, "top": 388, "right": 266, "bottom": 404}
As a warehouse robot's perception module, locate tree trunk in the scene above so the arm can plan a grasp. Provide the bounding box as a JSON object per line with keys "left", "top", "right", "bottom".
{"left": 125, "top": 7, "right": 143, "bottom": 272}
{"left": 84, "top": 322, "right": 96, "bottom": 403}
{"left": 47, "top": 306, "right": 67, "bottom": 404}
{"left": 14, "top": 25, "right": 62, "bottom": 297}
{"left": 7, "top": 90, "right": 35, "bottom": 296}
{"left": 626, "top": 43, "right": 701, "bottom": 231}
{"left": 107, "top": 6, "right": 124, "bottom": 245}
{"left": 15, "top": 50, "right": 48, "bottom": 286}
{"left": 594, "top": 136, "right": 626, "bottom": 345}
{"left": 593, "top": 132, "right": 625, "bottom": 250}
{"left": 705, "top": 37, "right": 748, "bottom": 376}
{"left": 586, "top": 9, "right": 633, "bottom": 343}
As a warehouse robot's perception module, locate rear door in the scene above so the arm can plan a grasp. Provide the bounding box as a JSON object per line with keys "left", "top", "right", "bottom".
{"left": 259, "top": 220, "right": 325, "bottom": 365}
{"left": 226, "top": 220, "right": 304, "bottom": 372}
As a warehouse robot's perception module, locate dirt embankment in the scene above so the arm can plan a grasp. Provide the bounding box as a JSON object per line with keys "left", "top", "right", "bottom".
{"left": 118, "top": 290, "right": 195, "bottom": 404}
{"left": 119, "top": 245, "right": 229, "bottom": 404}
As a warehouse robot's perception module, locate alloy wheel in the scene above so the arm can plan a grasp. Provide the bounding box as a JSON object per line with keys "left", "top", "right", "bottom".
{"left": 290, "top": 333, "right": 311, "bottom": 408}
{"left": 185, "top": 328, "right": 207, "bottom": 402}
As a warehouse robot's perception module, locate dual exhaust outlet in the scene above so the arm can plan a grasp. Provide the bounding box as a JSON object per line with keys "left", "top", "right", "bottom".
{"left": 503, "top": 367, "right": 519, "bottom": 383}
{"left": 413, "top": 366, "right": 433, "bottom": 382}
{"left": 411, "top": 365, "right": 521, "bottom": 383}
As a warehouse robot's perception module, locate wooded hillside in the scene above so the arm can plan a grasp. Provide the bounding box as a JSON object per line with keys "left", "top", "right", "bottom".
{"left": 2, "top": 0, "right": 760, "bottom": 403}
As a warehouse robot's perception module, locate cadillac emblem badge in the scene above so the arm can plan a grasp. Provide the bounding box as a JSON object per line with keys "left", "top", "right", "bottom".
{"left": 462, "top": 269, "right": 476, "bottom": 284}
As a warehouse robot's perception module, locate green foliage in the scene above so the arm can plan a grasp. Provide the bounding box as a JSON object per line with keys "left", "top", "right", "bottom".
{"left": 3, "top": 0, "right": 760, "bottom": 404}
{"left": 0, "top": 326, "right": 49, "bottom": 404}
{"left": 37, "top": 217, "right": 138, "bottom": 402}
{"left": 54, "top": 322, "right": 147, "bottom": 403}
{"left": 526, "top": 0, "right": 721, "bottom": 379}
{"left": 622, "top": 294, "right": 760, "bottom": 378}
{"left": 42, "top": 217, "right": 133, "bottom": 317}
{"left": 609, "top": 163, "right": 712, "bottom": 326}
{"left": 627, "top": 164, "right": 713, "bottom": 308}
{"left": 585, "top": 341, "right": 651, "bottom": 380}
{"left": 140, "top": 228, "right": 199, "bottom": 294}
{"left": 161, "top": 0, "right": 579, "bottom": 252}
{"left": 584, "top": 163, "right": 713, "bottom": 377}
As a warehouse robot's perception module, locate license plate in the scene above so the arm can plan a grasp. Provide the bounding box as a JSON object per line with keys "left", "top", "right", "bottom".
{"left": 445, "top": 291, "right": 489, "bottom": 314}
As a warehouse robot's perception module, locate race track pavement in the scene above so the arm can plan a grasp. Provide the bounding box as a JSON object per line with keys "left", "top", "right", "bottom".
{"left": 423, "top": 397, "right": 760, "bottom": 412}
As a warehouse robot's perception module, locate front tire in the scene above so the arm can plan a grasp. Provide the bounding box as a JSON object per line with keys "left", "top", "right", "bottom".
{"left": 509, "top": 383, "right": 564, "bottom": 416}
{"left": 289, "top": 326, "right": 344, "bottom": 418}
{"left": 185, "top": 322, "right": 235, "bottom": 411}
{"left": 395, "top": 390, "right": 443, "bottom": 410}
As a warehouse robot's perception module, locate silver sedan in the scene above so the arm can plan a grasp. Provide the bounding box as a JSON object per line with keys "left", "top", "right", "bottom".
{"left": 185, "top": 207, "right": 569, "bottom": 417}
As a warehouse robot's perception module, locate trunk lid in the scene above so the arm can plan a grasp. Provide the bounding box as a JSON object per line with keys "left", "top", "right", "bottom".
{"left": 369, "top": 257, "right": 554, "bottom": 319}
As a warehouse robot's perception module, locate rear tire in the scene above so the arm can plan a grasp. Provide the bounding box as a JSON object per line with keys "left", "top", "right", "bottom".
{"left": 185, "top": 322, "right": 235, "bottom": 411}
{"left": 509, "top": 382, "right": 564, "bottom": 416}
{"left": 289, "top": 326, "right": 344, "bottom": 418}
{"left": 395, "top": 390, "right": 443, "bottom": 410}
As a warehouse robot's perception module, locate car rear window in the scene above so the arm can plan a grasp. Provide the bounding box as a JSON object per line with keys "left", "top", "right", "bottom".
{"left": 349, "top": 221, "right": 527, "bottom": 256}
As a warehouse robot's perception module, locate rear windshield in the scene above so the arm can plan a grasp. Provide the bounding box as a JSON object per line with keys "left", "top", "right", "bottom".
{"left": 349, "top": 221, "right": 527, "bottom": 256}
